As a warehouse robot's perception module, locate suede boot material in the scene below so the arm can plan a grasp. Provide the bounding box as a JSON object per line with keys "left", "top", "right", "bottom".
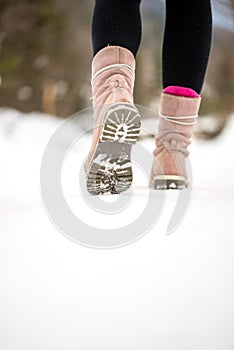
{"left": 150, "top": 92, "right": 201, "bottom": 182}
{"left": 84, "top": 46, "right": 136, "bottom": 173}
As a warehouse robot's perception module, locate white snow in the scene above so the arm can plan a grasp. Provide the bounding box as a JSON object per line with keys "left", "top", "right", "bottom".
{"left": 0, "top": 108, "right": 234, "bottom": 350}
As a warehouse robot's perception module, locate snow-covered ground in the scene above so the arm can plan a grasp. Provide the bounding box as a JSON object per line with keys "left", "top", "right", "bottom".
{"left": 0, "top": 108, "right": 234, "bottom": 350}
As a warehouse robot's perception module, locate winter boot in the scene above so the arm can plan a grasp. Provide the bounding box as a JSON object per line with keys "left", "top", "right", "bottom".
{"left": 84, "top": 46, "right": 141, "bottom": 195}
{"left": 150, "top": 87, "right": 201, "bottom": 189}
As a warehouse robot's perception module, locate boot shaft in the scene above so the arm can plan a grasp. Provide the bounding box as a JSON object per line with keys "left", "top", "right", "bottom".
{"left": 91, "top": 46, "right": 136, "bottom": 108}
{"left": 150, "top": 91, "right": 202, "bottom": 187}
{"left": 155, "top": 92, "right": 202, "bottom": 157}
{"left": 159, "top": 92, "right": 202, "bottom": 138}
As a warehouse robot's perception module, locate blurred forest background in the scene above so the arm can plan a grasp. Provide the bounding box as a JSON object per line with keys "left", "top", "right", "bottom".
{"left": 0, "top": 0, "right": 233, "bottom": 138}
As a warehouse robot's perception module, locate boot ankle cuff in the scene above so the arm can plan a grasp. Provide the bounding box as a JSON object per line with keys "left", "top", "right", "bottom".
{"left": 92, "top": 46, "right": 135, "bottom": 78}
{"left": 160, "top": 92, "right": 202, "bottom": 117}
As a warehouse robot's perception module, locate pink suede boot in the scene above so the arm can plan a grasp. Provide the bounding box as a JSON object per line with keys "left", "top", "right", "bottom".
{"left": 150, "top": 89, "right": 201, "bottom": 189}
{"left": 84, "top": 46, "right": 141, "bottom": 195}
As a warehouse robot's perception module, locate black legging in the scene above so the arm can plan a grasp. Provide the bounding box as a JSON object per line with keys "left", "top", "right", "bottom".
{"left": 91, "top": 0, "right": 212, "bottom": 94}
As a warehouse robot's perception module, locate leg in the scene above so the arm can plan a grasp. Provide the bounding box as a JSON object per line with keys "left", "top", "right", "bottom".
{"left": 150, "top": 0, "right": 213, "bottom": 189}
{"left": 92, "top": 0, "right": 142, "bottom": 57}
{"left": 163, "top": 0, "right": 212, "bottom": 94}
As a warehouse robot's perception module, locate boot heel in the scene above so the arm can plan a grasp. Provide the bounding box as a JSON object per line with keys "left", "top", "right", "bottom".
{"left": 87, "top": 103, "right": 141, "bottom": 195}
{"left": 150, "top": 175, "right": 188, "bottom": 190}
{"left": 100, "top": 103, "right": 141, "bottom": 144}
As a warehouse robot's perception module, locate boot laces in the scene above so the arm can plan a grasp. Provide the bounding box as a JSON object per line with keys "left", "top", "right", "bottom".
{"left": 159, "top": 111, "right": 198, "bottom": 126}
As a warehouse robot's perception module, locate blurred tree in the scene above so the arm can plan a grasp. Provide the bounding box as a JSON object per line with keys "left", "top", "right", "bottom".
{"left": 0, "top": 0, "right": 93, "bottom": 116}
{"left": 0, "top": 0, "right": 65, "bottom": 112}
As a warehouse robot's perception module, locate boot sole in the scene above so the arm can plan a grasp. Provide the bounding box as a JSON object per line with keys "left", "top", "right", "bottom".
{"left": 86, "top": 103, "right": 141, "bottom": 195}
{"left": 150, "top": 175, "right": 189, "bottom": 190}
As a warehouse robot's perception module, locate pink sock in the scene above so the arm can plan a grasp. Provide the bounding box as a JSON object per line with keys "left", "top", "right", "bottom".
{"left": 163, "top": 86, "right": 200, "bottom": 98}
